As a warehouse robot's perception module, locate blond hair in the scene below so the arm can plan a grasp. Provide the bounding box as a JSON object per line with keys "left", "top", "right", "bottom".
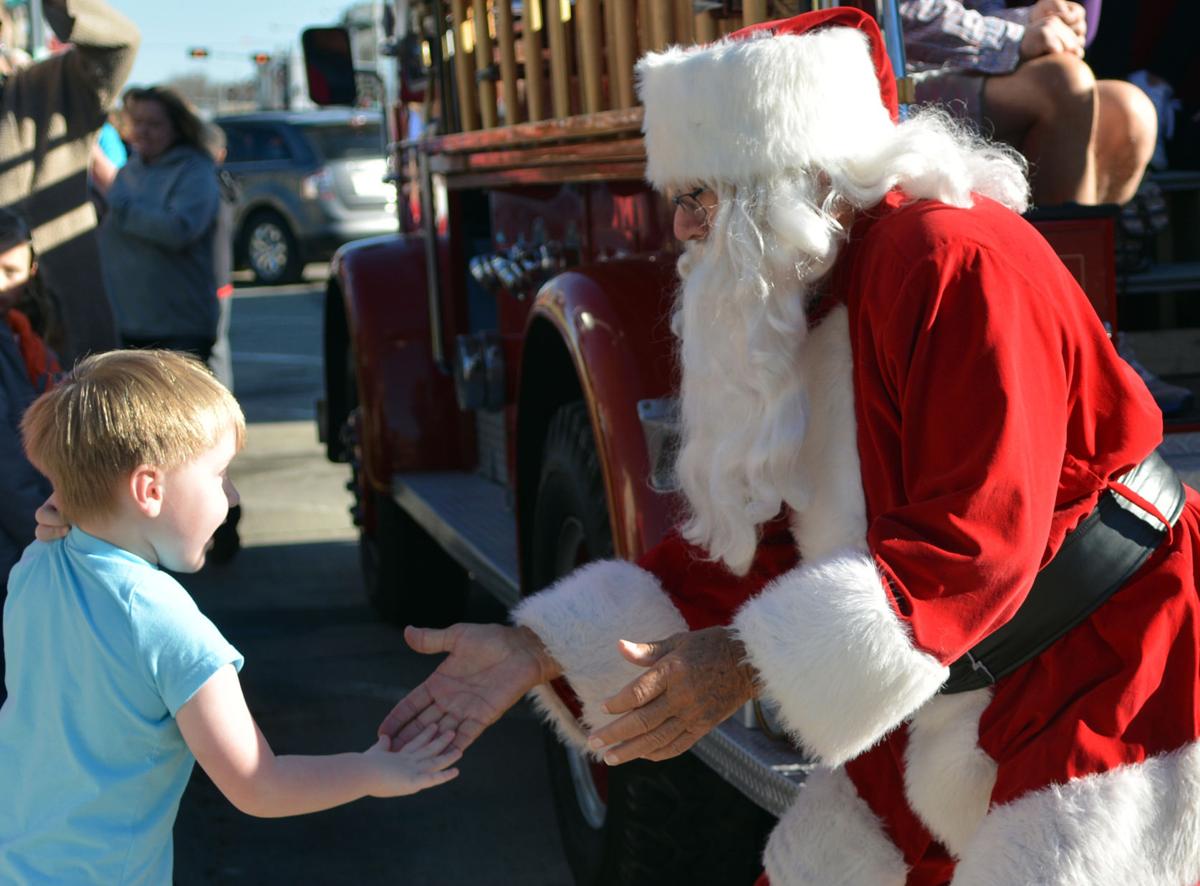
{"left": 21, "top": 350, "right": 245, "bottom": 522}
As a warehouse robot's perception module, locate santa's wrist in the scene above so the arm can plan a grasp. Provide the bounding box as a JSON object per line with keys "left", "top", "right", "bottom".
{"left": 728, "top": 632, "right": 761, "bottom": 701}
{"left": 517, "top": 625, "right": 563, "bottom": 684}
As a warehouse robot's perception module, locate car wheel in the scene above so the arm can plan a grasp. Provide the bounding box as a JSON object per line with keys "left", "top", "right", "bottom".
{"left": 242, "top": 210, "right": 303, "bottom": 285}
{"left": 531, "top": 402, "right": 774, "bottom": 886}
{"left": 322, "top": 289, "right": 354, "bottom": 463}
{"left": 342, "top": 399, "right": 468, "bottom": 628}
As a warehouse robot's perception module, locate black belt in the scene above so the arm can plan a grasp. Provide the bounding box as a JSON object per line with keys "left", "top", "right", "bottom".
{"left": 941, "top": 451, "right": 1186, "bottom": 694}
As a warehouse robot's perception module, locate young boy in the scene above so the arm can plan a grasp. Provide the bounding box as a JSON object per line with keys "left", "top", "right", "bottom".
{"left": 0, "top": 350, "right": 460, "bottom": 883}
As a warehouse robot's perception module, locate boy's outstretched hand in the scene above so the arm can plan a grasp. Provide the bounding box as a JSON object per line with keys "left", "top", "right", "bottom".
{"left": 363, "top": 724, "right": 461, "bottom": 797}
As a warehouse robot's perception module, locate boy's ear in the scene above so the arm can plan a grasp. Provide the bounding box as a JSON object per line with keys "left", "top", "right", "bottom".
{"left": 129, "top": 465, "right": 165, "bottom": 517}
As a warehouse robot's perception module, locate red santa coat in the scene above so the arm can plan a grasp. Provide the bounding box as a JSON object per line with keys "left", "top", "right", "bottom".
{"left": 513, "top": 191, "right": 1200, "bottom": 886}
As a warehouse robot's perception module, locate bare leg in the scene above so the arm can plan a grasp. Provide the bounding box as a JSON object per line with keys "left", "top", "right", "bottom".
{"left": 1093, "top": 79, "right": 1157, "bottom": 205}
{"left": 982, "top": 54, "right": 1099, "bottom": 205}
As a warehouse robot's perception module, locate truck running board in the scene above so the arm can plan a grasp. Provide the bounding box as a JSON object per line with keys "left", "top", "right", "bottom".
{"left": 393, "top": 471, "right": 522, "bottom": 609}
{"left": 392, "top": 468, "right": 811, "bottom": 816}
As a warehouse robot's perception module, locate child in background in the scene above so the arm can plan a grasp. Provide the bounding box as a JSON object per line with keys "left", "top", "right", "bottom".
{"left": 0, "top": 208, "right": 57, "bottom": 703}
{"left": 0, "top": 350, "right": 460, "bottom": 883}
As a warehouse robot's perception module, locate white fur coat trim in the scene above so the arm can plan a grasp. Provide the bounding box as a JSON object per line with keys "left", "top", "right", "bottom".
{"left": 511, "top": 559, "right": 688, "bottom": 756}
{"left": 636, "top": 27, "right": 893, "bottom": 191}
{"left": 903, "top": 690, "right": 998, "bottom": 857}
{"left": 787, "top": 305, "right": 867, "bottom": 563}
{"left": 764, "top": 766, "right": 908, "bottom": 886}
{"left": 732, "top": 549, "right": 949, "bottom": 766}
{"left": 952, "top": 738, "right": 1200, "bottom": 885}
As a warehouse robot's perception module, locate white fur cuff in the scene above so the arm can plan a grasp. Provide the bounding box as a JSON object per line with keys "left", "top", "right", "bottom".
{"left": 765, "top": 767, "right": 908, "bottom": 886}
{"left": 732, "top": 549, "right": 948, "bottom": 766}
{"left": 904, "top": 690, "right": 997, "bottom": 857}
{"left": 511, "top": 560, "right": 688, "bottom": 755}
{"left": 953, "top": 740, "right": 1200, "bottom": 886}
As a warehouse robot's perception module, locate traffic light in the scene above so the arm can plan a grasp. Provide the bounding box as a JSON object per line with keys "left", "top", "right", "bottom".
{"left": 188, "top": 47, "right": 209, "bottom": 59}
{"left": 252, "top": 52, "right": 271, "bottom": 65}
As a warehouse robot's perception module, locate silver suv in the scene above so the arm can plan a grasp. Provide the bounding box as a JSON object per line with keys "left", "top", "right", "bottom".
{"left": 216, "top": 108, "right": 397, "bottom": 285}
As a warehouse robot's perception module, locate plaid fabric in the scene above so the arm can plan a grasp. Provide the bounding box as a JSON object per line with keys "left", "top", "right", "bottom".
{"left": 900, "top": 0, "right": 1031, "bottom": 74}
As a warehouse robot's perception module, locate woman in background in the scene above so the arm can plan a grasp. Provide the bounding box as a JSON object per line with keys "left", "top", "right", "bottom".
{"left": 99, "top": 86, "right": 219, "bottom": 359}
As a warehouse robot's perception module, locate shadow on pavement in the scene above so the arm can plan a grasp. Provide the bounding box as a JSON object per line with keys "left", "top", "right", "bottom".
{"left": 173, "top": 540, "right": 570, "bottom": 886}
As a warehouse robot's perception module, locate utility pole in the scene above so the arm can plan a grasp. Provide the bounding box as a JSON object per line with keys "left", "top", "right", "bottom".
{"left": 27, "top": 0, "right": 45, "bottom": 58}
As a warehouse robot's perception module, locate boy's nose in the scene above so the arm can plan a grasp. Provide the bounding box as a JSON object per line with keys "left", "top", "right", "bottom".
{"left": 224, "top": 476, "right": 240, "bottom": 509}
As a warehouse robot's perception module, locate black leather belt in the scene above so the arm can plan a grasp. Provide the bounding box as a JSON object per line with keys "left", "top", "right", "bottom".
{"left": 941, "top": 451, "right": 1186, "bottom": 694}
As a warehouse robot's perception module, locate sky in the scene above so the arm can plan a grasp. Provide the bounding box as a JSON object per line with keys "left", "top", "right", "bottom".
{"left": 112, "top": 0, "right": 353, "bottom": 87}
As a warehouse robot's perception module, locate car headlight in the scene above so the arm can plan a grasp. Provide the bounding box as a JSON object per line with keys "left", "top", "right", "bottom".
{"left": 300, "top": 168, "right": 335, "bottom": 201}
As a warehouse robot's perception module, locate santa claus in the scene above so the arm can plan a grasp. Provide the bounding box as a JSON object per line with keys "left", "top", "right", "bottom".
{"left": 379, "top": 8, "right": 1200, "bottom": 884}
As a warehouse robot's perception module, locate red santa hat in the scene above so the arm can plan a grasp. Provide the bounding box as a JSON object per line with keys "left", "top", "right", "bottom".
{"left": 635, "top": 7, "right": 900, "bottom": 192}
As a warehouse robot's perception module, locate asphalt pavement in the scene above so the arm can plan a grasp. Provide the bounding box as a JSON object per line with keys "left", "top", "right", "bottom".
{"left": 172, "top": 270, "right": 573, "bottom": 885}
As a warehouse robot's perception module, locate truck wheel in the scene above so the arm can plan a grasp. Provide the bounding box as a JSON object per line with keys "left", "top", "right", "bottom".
{"left": 359, "top": 491, "right": 468, "bottom": 629}
{"left": 242, "top": 210, "right": 302, "bottom": 285}
{"left": 531, "top": 402, "right": 773, "bottom": 885}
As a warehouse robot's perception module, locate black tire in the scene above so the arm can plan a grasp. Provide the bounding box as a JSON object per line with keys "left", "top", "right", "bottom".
{"left": 359, "top": 490, "right": 469, "bottom": 628}
{"left": 531, "top": 402, "right": 773, "bottom": 886}
{"left": 241, "top": 210, "right": 302, "bottom": 285}
{"left": 322, "top": 291, "right": 354, "bottom": 463}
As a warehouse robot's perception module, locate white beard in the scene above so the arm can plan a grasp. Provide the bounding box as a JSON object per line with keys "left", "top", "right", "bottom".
{"left": 667, "top": 109, "right": 1032, "bottom": 575}
{"left": 673, "top": 205, "right": 831, "bottom": 575}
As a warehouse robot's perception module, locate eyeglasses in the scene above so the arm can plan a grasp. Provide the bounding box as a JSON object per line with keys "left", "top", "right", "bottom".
{"left": 672, "top": 187, "right": 713, "bottom": 228}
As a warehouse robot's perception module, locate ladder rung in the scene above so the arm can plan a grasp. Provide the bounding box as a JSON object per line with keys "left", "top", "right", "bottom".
{"left": 1122, "top": 261, "right": 1200, "bottom": 295}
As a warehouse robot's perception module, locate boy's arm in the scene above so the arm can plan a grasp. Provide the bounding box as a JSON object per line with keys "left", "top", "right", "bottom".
{"left": 177, "top": 665, "right": 460, "bottom": 818}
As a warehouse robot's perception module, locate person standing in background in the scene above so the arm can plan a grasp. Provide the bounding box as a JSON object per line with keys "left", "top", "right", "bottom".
{"left": 901, "top": 0, "right": 1155, "bottom": 206}
{"left": 99, "top": 86, "right": 219, "bottom": 360}
{"left": 0, "top": 5, "right": 32, "bottom": 72}
{"left": 0, "top": 208, "right": 57, "bottom": 704}
{"left": 205, "top": 124, "right": 238, "bottom": 392}
{"left": 0, "top": 0, "right": 139, "bottom": 365}
{"left": 204, "top": 123, "right": 242, "bottom": 564}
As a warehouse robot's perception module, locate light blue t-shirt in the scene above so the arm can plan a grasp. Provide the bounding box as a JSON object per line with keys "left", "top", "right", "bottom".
{"left": 0, "top": 528, "right": 242, "bottom": 884}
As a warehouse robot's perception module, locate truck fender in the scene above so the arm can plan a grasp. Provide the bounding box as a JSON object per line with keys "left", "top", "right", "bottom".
{"left": 328, "top": 234, "right": 471, "bottom": 494}
{"left": 517, "top": 258, "right": 681, "bottom": 574}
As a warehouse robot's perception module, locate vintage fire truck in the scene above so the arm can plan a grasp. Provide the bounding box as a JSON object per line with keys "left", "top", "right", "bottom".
{"left": 307, "top": 2, "right": 1200, "bottom": 882}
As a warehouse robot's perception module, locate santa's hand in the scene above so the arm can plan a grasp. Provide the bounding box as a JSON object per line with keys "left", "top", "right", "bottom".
{"left": 34, "top": 494, "right": 69, "bottom": 542}
{"left": 587, "top": 627, "right": 757, "bottom": 765}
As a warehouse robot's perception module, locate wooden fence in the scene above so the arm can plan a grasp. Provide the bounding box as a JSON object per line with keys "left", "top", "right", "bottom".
{"left": 440, "top": 0, "right": 804, "bottom": 133}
